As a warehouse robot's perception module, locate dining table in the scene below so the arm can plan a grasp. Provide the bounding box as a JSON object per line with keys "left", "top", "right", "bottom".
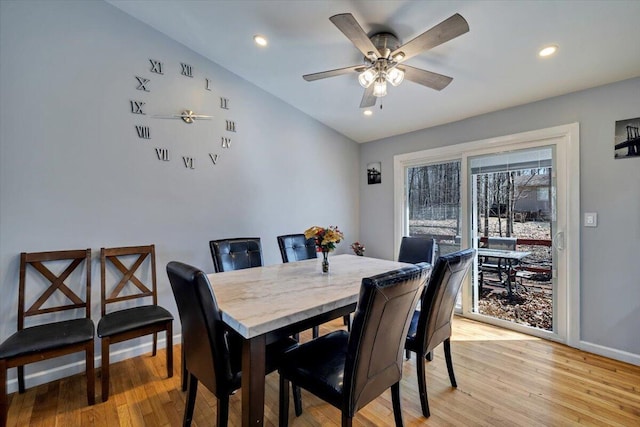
{"left": 207, "top": 253, "right": 410, "bottom": 426}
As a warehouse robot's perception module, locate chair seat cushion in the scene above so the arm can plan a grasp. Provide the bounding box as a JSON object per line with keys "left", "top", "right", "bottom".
{"left": 97, "top": 305, "right": 173, "bottom": 338}
{"left": 0, "top": 318, "right": 94, "bottom": 359}
{"left": 279, "top": 330, "right": 348, "bottom": 408}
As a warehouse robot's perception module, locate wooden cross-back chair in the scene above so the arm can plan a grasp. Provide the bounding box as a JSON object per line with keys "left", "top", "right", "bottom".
{"left": 97, "top": 244, "right": 173, "bottom": 402}
{"left": 0, "top": 249, "right": 95, "bottom": 426}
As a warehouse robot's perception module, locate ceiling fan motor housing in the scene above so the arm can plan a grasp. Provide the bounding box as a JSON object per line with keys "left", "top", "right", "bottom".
{"left": 369, "top": 32, "right": 401, "bottom": 60}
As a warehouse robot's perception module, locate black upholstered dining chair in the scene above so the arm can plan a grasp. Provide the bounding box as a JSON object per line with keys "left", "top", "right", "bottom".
{"left": 278, "top": 263, "right": 431, "bottom": 427}
{"left": 167, "top": 261, "right": 300, "bottom": 427}
{"left": 398, "top": 236, "right": 437, "bottom": 265}
{"left": 276, "top": 234, "right": 326, "bottom": 338}
{"left": 209, "top": 237, "right": 263, "bottom": 273}
{"left": 404, "top": 248, "right": 475, "bottom": 418}
{"left": 0, "top": 249, "right": 95, "bottom": 426}
{"left": 277, "top": 233, "right": 317, "bottom": 263}
{"left": 97, "top": 244, "right": 173, "bottom": 402}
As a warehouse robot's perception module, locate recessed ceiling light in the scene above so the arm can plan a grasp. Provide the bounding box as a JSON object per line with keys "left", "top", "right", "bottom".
{"left": 363, "top": 110, "right": 373, "bottom": 116}
{"left": 539, "top": 45, "right": 558, "bottom": 57}
{"left": 253, "top": 35, "right": 268, "bottom": 47}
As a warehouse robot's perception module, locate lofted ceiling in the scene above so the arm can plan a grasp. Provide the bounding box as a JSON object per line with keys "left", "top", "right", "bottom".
{"left": 107, "top": 0, "right": 640, "bottom": 143}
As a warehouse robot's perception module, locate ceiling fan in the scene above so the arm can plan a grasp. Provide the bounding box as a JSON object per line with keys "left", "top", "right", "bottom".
{"left": 303, "top": 13, "right": 469, "bottom": 108}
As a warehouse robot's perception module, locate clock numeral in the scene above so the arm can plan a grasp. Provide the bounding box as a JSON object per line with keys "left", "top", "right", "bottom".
{"left": 149, "top": 59, "right": 164, "bottom": 75}
{"left": 206, "top": 78, "right": 212, "bottom": 91}
{"left": 130, "top": 100, "right": 146, "bottom": 115}
{"left": 209, "top": 153, "right": 219, "bottom": 165}
{"left": 225, "top": 120, "right": 236, "bottom": 132}
{"left": 135, "top": 76, "right": 150, "bottom": 92}
{"left": 220, "top": 97, "right": 229, "bottom": 110}
{"left": 155, "top": 148, "right": 170, "bottom": 161}
{"left": 182, "top": 156, "right": 195, "bottom": 169}
{"left": 135, "top": 125, "right": 150, "bottom": 139}
{"left": 221, "top": 137, "right": 231, "bottom": 148}
{"left": 181, "top": 63, "right": 193, "bottom": 78}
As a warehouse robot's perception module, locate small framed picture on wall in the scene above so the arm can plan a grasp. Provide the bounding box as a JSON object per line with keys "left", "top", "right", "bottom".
{"left": 367, "top": 162, "right": 381, "bottom": 185}
{"left": 614, "top": 117, "right": 640, "bottom": 159}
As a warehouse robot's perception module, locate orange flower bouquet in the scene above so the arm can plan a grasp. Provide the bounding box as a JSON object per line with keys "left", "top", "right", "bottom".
{"left": 304, "top": 226, "right": 344, "bottom": 272}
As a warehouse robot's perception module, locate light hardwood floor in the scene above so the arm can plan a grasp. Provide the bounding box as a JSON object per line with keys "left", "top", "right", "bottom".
{"left": 5, "top": 317, "right": 640, "bottom": 426}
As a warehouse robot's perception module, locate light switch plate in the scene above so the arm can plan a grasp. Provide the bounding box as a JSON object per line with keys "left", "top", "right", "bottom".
{"left": 584, "top": 212, "right": 597, "bottom": 227}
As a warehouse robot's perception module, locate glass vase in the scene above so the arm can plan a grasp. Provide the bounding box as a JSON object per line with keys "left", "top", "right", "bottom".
{"left": 321, "top": 250, "right": 329, "bottom": 273}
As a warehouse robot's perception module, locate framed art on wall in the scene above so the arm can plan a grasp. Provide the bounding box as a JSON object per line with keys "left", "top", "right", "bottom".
{"left": 614, "top": 117, "right": 640, "bottom": 159}
{"left": 367, "top": 162, "right": 381, "bottom": 185}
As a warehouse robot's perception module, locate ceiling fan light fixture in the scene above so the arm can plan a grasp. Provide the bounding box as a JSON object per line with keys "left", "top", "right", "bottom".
{"left": 358, "top": 68, "right": 377, "bottom": 88}
{"left": 373, "top": 78, "right": 387, "bottom": 97}
{"left": 386, "top": 67, "right": 404, "bottom": 86}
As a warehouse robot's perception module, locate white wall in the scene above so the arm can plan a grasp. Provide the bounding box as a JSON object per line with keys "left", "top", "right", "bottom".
{"left": 359, "top": 77, "right": 640, "bottom": 362}
{"left": 0, "top": 0, "right": 359, "bottom": 390}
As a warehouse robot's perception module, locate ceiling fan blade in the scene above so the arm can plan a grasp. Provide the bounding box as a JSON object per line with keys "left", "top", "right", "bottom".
{"left": 303, "top": 65, "right": 364, "bottom": 82}
{"left": 360, "top": 84, "right": 376, "bottom": 108}
{"left": 391, "top": 13, "right": 469, "bottom": 62}
{"left": 330, "top": 13, "right": 381, "bottom": 58}
{"left": 400, "top": 65, "right": 453, "bottom": 91}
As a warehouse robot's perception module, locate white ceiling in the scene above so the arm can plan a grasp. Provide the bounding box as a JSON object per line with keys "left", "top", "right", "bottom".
{"left": 107, "top": 0, "right": 640, "bottom": 143}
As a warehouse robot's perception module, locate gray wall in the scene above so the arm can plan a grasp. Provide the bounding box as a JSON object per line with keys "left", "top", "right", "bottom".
{"left": 0, "top": 0, "right": 359, "bottom": 389}
{"left": 359, "top": 77, "right": 640, "bottom": 359}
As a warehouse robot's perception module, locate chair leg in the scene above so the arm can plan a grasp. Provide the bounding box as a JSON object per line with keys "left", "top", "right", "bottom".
{"left": 426, "top": 351, "right": 433, "bottom": 362}
{"left": 152, "top": 331, "right": 158, "bottom": 356}
{"left": 279, "top": 375, "right": 290, "bottom": 427}
{"left": 216, "top": 394, "right": 229, "bottom": 427}
{"left": 166, "top": 323, "right": 173, "bottom": 378}
{"left": 1, "top": 360, "right": 7, "bottom": 427}
{"left": 184, "top": 373, "right": 198, "bottom": 427}
{"left": 86, "top": 342, "right": 95, "bottom": 406}
{"left": 391, "top": 382, "right": 404, "bottom": 427}
{"left": 405, "top": 348, "right": 411, "bottom": 360}
{"left": 343, "top": 315, "right": 351, "bottom": 331}
{"left": 293, "top": 383, "right": 302, "bottom": 417}
{"left": 312, "top": 326, "right": 319, "bottom": 339}
{"left": 341, "top": 413, "right": 353, "bottom": 427}
{"left": 101, "top": 338, "right": 110, "bottom": 402}
{"left": 181, "top": 345, "right": 187, "bottom": 392}
{"left": 17, "top": 366, "right": 24, "bottom": 394}
{"left": 416, "top": 351, "right": 430, "bottom": 418}
{"left": 443, "top": 338, "right": 457, "bottom": 387}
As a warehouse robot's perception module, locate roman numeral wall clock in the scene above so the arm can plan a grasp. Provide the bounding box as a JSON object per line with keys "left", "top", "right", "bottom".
{"left": 129, "top": 58, "right": 238, "bottom": 169}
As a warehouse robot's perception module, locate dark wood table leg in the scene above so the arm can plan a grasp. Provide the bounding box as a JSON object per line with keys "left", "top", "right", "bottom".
{"left": 242, "top": 334, "right": 266, "bottom": 427}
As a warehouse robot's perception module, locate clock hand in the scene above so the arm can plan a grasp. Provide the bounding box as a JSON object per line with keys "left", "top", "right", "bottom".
{"left": 152, "top": 110, "right": 213, "bottom": 124}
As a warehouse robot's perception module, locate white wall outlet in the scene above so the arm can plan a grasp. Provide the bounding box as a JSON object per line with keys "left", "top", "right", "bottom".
{"left": 584, "top": 212, "right": 598, "bottom": 227}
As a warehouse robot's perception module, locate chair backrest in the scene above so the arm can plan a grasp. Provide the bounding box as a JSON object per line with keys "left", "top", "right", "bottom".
{"left": 209, "top": 238, "right": 263, "bottom": 273}
{"left": 415, "top": 249, "right": 475, "bottom": 355}
{"left": 343, "top": 263, "right": 431, "bottom": 415}
{"left": 487, "top": 237, "right": 517, "bottom": 251}
{"left": 398, "top": 236, "right": 437, "bottom": 265}
{"left": 18, "top": 249, "right": 92, "bottom": 330}
{"left": 167, "top": 261, "right": 235, "bottom": 396}
{"left": 100, "top": 245, "right": 157, "bottom": 316}
{"left": 277, "top": 234, "right": 317, "bottom": 263}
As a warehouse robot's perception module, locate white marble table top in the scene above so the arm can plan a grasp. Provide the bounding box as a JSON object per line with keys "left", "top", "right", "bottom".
{"left": 207, "top": 254, "right": 409, "bottom": 338}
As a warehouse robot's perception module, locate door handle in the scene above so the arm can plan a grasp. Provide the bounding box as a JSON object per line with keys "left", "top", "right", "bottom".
{"left": 553, "top": 231, "right": 565, "bottom": 251}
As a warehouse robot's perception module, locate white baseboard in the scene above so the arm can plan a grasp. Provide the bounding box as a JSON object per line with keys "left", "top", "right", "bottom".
{"left": 579, "top": 340, "right": 640, "bottom": 366}
{"left": 5, "top": 333, "right": 181, "bottom": 394}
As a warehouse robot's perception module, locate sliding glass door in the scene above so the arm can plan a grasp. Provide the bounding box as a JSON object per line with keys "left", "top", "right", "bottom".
{"left": 394, "top": 124, "right": 580, "bottom": 344}
{"left": 469, "top": 147, "right": 557, "bottom": 333}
